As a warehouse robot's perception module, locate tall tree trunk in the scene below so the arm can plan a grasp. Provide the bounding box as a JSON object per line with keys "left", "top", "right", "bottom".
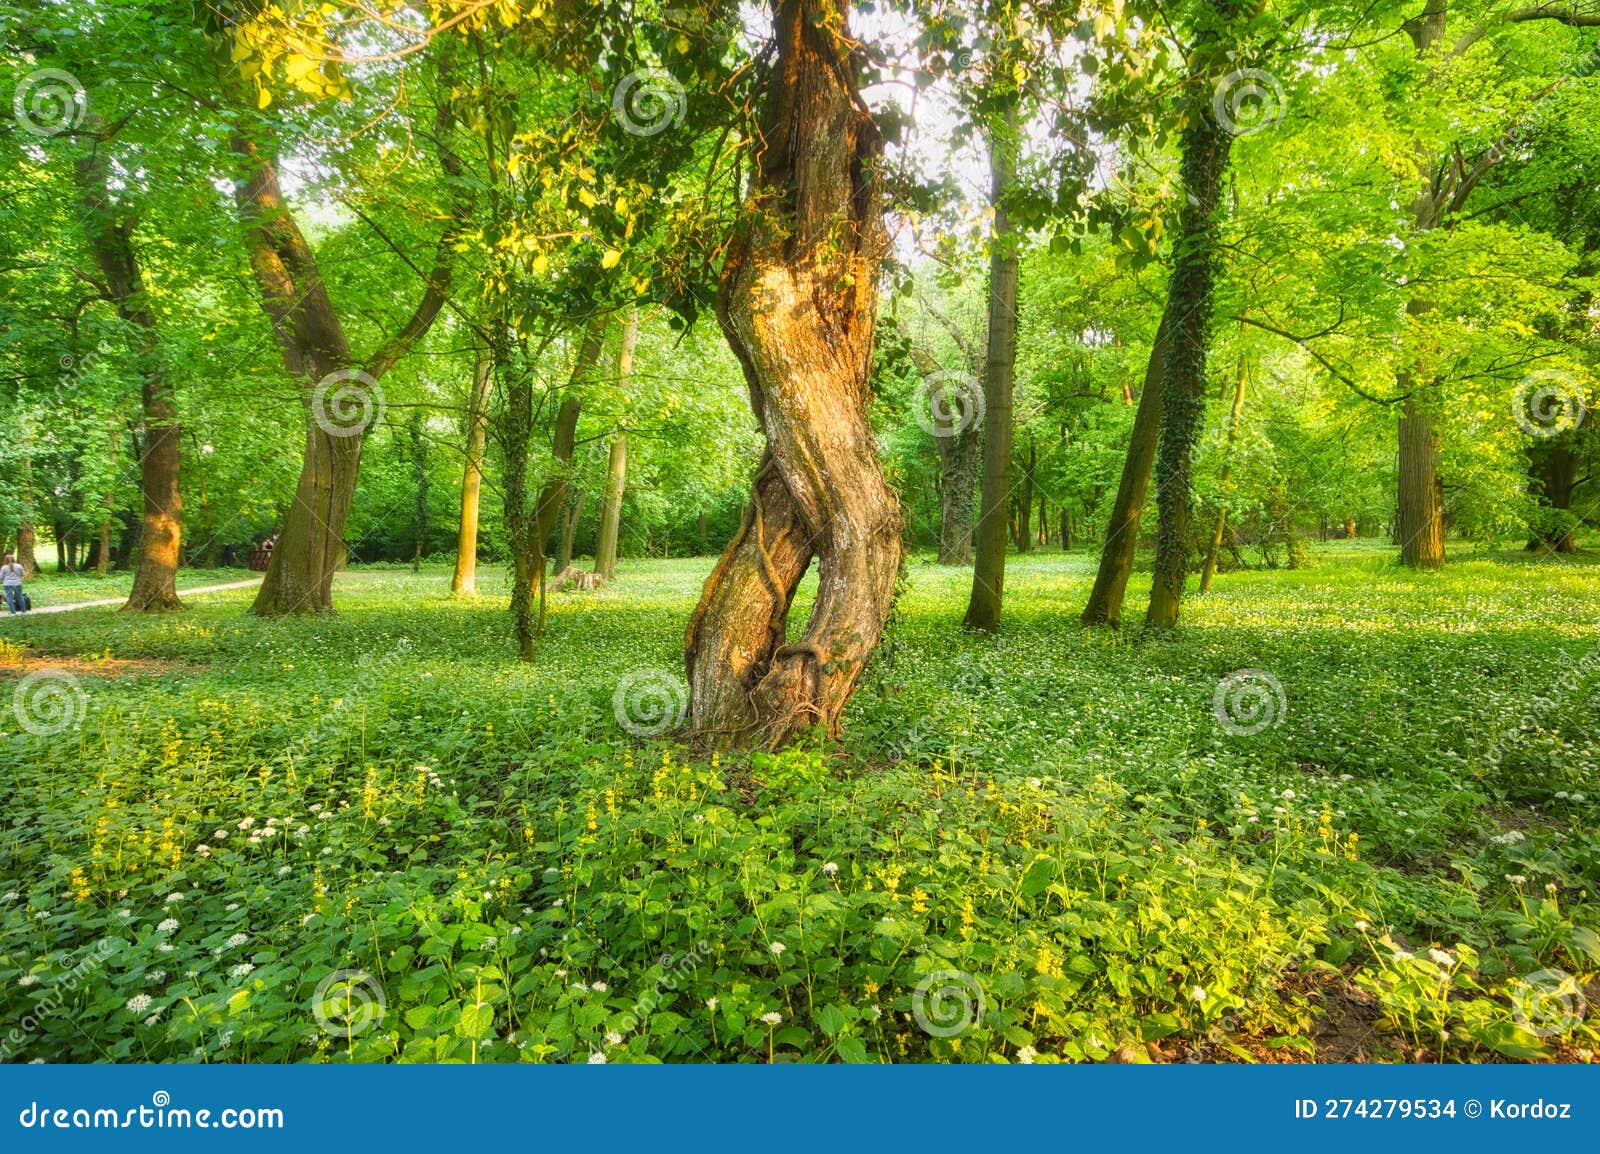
{"left": 686, "top": 0, "right": 901, "bottom": 747}
{"left": 502, "top": 316, "right": 607, "bottom": 656}
{"left": 409, "top": 410, "right": 429, "bottom": 573}
{"left": 904, "top": 340, "right": 980, "bottom": 566}
{"left": 1526, "top": 435, "right": 1583, "bottom": 552}
{"left": 1081, "top": 310, "right": 1172, "bottom": 626}
{"left": 964, "top": 99, "right": 1020, "bottom": 631}
{"left": 226, "top": 66, "right": 468, "bottom": 615}
{"left": 451, "top": 346, "right": 492, "bottom": 595}
{"left": 1016, "top": 441, "right": 1034, "bottom": 554}
{"left": 594, "top": 311, "right": 637, "bottom": 581}
{"left": 1200, "top": 323, "right": 1250, "bottom": 593}
{"left": 75, "top": 126, "right": 183, "bottom": 611}
{"left": 1396, "top": 392, "right": 1446, "bottom": 567}
{"left": 556, "top": 489, "right": 586, "bottom": 575}
{"left": 17, "top": 445, "right": 38, "bottom": 578}
{"left": 1145, "top": 68, "right": 1235, "bottom": 629}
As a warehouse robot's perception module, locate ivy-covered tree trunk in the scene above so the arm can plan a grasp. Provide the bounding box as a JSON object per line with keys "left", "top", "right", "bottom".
{"left": 1081, "top": 311, "right": 1170, "bottom": 626}
{"left": 1145, "top": 82, "right": 1234, "bottom": 629}
{"left": 686, "top": 0, "right": 902, "bottom": 747}
{"left": 451, "top": 348, "right": 493, "bottom": 596}
{"left": 965, "top": 100, "right": 1020, "bottom": 631}
{"left": 75, "top": 128, "right": 183, "bottom": 611}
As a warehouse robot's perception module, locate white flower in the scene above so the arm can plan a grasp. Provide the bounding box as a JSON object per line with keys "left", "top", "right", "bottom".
{"left": 768, "top": 942, "right": 786, "bottom": 957}
{"left": 225, "top": 933, "right": 249, "bottom": 948}
{"left": 591, "top": 981, "right": 608, "bottom": 993}
{"left": 706, "top": 997, "right": 719, "bottom": 1011}
{"left": 228, "top": 963, "right": 254, "bottom": 980}
{"left": 156, "top": 918, "right": 180, "bottom": 934}
{"left": 1571, "top": 792, "right": 1586, "bottom": 802}
{"left": 1505, "top": 874, "right": 1527, "bottom": 886}
{"left": 157, "top": 942, "right": 173, "bottom": 953}
{"left": 148, "top": 971, "right": 166, "bottom": 983}
{"left": 1391, "top": 949, "right": 1415, "bottom": 962}
{"left": 1017, "top": 1045, "right": 1037, "bottom": 1064}
{"left": 1354, "top": 920, "right": 1369, "bottom": 932}
{"left": 1490, "top": 830, "right": 1526, "bottom": 846}
{"left": 17, "top": 974, "right": 38, "bottom": 987}
{"left": 195, "top": 846, "right": 212, "bottom": 858}
{"left": 572, "top": 982, "right": 589, "bottom": 992}
{"left": 237, "top": 817, "right": 254, "bottom": 830}
{"left": 277, "top": 866, "right": 292, "bottom": 876}
{"left": 605, "top": 1030, "right": 623, "bottom": 1046}
{"left": 163, "top": 892, "right": 183, "bottom": 904}
{"left": 760, "top": 1012, "right": 783, "bottom": 1026}
{"left": 0, "top": 892, "right": 16, "bottom": 902}
{"left": 212, "top": 830, "right": 227, "bottom": 840}
{"left": 117, "top": 909, "right": 132, "bottom": 919}
{"left": 821, "top": 862, "right": 839, "bottom": 875}
{"left": 587, "top": 1051, "right": 606, "bottom": 1064}
{"left": 1281, "top": 789, "right": 1295, "bottom": 800}
{"left": 1190, "top": 986, "right": 1207, "bottom": 1003}
{"left": 125, "top": 994, "right": 153, "bottom": 1014}
{"left": 143, "top": 1013, "right": 161, "bottom": 1027}
{"left": 1427, "top": 949, "right": 1456, "bottom": 967}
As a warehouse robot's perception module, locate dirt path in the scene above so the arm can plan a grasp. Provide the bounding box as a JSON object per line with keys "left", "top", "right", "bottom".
{"left": 2, "top": 579, "right": 263, "bottom": 617}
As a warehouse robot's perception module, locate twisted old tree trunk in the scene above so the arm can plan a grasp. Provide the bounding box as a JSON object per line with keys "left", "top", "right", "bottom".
{"left": 686, "top": 0, "right": 902, "bottom": 748}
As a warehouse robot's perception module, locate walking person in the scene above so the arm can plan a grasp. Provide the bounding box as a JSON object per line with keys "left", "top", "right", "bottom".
{"left": 1, "top": 553, "right": 27, "bottom": 614}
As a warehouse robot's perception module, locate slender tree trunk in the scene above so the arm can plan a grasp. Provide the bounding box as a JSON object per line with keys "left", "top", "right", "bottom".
{"left": 556, "top": 489, "right": 586, "bottom": 575}
{"left": 1145, "top": 74, "right": 1235, "bottom": 629}
{"left": 594, "top": 311, "right": 637, "bottom": 581}
{"left": 1200, "top": 324, "right": 1250, "bottom": 593}
{"left": 1060, "top": 508, "right": 1071, "bottom": 551}
{"left": 1017, "top": 442, "right": 1034, "bottom": 554}
{"left": 964, "top": 100, "right": 1020, "bottom": 631}
{"left": 686, "top": 0, "right": 902, "bottom": 747}
{"left": 502, "top": 317, "right": 606, "bottom": 655}
{"left": 1081, "top": 310, "right": 1171, "bottom": 626}
{"left": 409, "top": 410, "right": 429, "bottom": 573}
{"left": 75, "top": 128, "right": 183, "bottom": 611}
{"left": 451, "top": 347, "right": 492, "bottom": 595}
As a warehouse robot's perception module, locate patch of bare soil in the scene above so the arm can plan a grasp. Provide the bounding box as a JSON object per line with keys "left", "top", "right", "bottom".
{"left": 0, "top": 650, "right": 185, "bottom": 680}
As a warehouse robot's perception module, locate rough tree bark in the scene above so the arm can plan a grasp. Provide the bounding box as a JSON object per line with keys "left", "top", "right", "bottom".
{"left": 75, "top": 125, "right": 183, "bottom": 611}
{"left": 1144, "top": 54, "right": 1236, "bottom": 630}
{"left": 594, "top": 311, "right": 638, "bottom": 582}
{"left": 1080, "top": 309, "right": 1171, "bottom": 626}
{"left": 685, "top": 0, "right": 902, "bottom": 747}
{"left": 451, "top": 347, "right": 493, "bottom": 595}
{"left": 964, "top": 99, "right": 1020, "bottom": 631}
{"left": 229, "top": 69, "right": 469, "bottom": 615}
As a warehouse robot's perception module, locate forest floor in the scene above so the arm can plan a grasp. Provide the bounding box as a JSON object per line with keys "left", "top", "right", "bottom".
{"left": 0, "top": 542, "right": 1596, "bottom": 1063}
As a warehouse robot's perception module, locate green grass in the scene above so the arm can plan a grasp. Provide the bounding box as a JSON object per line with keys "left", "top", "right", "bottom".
{"left": 0, "top": 545, "right": 1595, "bottom": 1064}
